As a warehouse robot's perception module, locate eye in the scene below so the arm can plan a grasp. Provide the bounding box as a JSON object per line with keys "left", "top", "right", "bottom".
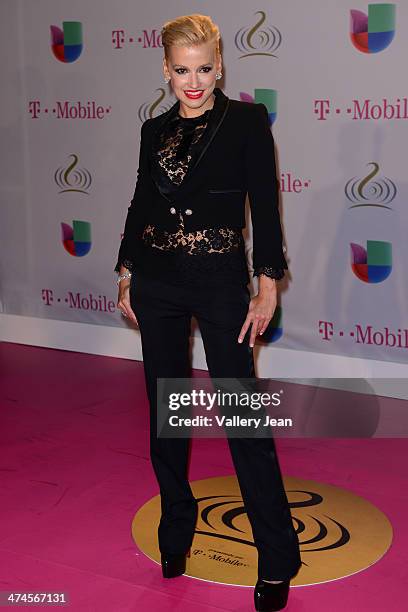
{"left": 174, "top": 66, "right": 213, "bottom": 75}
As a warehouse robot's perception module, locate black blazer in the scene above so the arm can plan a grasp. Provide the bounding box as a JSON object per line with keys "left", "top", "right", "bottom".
{"left": 115, "top": 87, "right": 288, "bottom": 274}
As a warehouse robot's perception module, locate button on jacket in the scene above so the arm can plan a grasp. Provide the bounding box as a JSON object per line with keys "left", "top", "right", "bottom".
{"left": 114, "top": 87, "right": 288, "bottom": 275}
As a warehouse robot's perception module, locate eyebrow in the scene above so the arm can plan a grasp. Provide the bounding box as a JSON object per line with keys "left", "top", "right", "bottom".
{"left": 172, "top": 63, "right": 213, "bottom": 68}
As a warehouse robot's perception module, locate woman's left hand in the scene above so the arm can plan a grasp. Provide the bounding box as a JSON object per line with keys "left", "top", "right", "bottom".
{"left": 238, "top": 278, "right": 277, "bottom": 347}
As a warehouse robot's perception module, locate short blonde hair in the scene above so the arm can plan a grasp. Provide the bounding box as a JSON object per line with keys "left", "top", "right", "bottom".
{"left": 161, "top": 14, "right": 221, "bottom": 59}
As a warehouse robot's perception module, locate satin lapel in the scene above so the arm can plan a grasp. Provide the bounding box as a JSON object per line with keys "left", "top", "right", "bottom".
{"left": 149, "top": 88, "right": 230, "bottom": 201}
{"left": 149, "top": 101, "right": 179, "bottom": 201}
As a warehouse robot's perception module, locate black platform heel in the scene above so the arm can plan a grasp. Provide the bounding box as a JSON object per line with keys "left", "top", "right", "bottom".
{"left": 254, "top": 578, "right": 290, "bottom": 611}
{"left": 161, "top": 549, "right": 191, "bottom": 578}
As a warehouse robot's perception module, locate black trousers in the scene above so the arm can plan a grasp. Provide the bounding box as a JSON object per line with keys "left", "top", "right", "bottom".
{"left": 130, "top": 271, "right": 301, "bottom": 581}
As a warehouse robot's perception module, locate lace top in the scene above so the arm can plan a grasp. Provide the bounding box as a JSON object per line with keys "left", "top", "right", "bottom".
{"left": 138, "top": 108, "right": 284, "bottom": 281}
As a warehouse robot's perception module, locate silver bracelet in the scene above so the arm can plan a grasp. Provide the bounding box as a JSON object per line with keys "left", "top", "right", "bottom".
{"left": 116, "top": 271, "right": 132, "bottom": 285}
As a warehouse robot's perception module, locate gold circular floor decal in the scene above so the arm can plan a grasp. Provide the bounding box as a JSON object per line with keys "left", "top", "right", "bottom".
{"left": 132, "top": 475, "right": 393, "bottom": 586}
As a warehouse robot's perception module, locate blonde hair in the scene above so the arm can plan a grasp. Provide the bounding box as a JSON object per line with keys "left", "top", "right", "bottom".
{"left": 161, "top": 14, "right": 221, "bottom": 60}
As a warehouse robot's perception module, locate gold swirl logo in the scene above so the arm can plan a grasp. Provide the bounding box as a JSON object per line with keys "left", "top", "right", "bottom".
{"left": 138, "top": 88, "right": 173, "bottom": 122}
{"left": 234, "top": 11, "right": 282, "bottom": 58}
{"left": 345, "top": 162, "right": 397, "bottom": 209}
{"left": 193, "top": 490, "right": 350, "bottom": 555}
{"left": 54, "top": 154, "right": 92, "bottom": 194}
{"left": 132, "top": 475, "right": 393, "bottom": 586}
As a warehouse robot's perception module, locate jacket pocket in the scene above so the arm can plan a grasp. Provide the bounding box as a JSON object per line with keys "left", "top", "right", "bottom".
{"left": 208, "top": 188, "right": 243, "bottom": 194}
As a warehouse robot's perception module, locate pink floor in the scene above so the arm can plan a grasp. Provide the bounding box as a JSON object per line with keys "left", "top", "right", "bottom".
{"left": 0, "top": 341, "right": 407, "bottom": 611}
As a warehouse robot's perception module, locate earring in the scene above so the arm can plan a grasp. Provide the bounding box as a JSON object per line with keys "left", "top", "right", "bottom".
{"left": 215, "top": 72, "right": 222, "bottom": 80}
{"left": 164, "top": 76, "right": 170, "bottom": 83}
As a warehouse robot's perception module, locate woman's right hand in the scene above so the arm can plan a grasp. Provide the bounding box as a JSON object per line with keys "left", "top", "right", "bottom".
{"left": 117, "top": 280, "right": 138, "bottom": 325}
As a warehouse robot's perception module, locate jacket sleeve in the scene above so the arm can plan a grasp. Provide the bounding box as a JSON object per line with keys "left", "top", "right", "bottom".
{"left": 245, "top": 103, "right": 288, "bottom": 279}
{"left": 114, "top": 118, "right": 152, "bottom": 273}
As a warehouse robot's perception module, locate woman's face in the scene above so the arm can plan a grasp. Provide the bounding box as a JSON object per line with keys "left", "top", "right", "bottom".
{"left": 163, "top": 41, "right": 222, "bottom": 115}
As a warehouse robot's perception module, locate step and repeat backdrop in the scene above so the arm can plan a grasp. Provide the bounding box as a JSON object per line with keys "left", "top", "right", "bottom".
{"left": 1, "top": 1, "right": 408, "bottom": 367}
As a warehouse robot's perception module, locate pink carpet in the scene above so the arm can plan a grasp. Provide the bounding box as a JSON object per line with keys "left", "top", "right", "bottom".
{"left": 0, "top": 341, "right": 406, "bottom": 611}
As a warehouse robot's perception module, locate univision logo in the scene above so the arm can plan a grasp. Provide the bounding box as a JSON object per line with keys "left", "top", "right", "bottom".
{"left": 61, "top": 220, "right": 91, "bottom": 256}
{"left": 350, "top": 240, "right": 392, "bottom": 283}
{"left": 345, "top": 162, "right": 396, "bottom": 209}
{"left": 239, "top": 89, "right": 277, "bottom": 125}
{"left": 55, "top": 154, "right": 92, "bottom": 194}
{"left": 138, "top": 88, "right": 174, "bottom": 122}
{"left": 235, "top": 11, "right": 282, "bottom": 58}
{"left": 350, "top": 4, "right": 396, "bottom": 54}
{"left": 51, "top": 21, "right": 83, "bottom": 63}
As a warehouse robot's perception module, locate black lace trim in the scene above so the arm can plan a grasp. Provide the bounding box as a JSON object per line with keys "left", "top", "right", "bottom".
{"left": 141, "top": 215, "right": 244, "bottom": 255}
{"left": 114, "top": 258, "right": 134, "bottom": 273}
{"left": 253, "top": 267, "right": 285, "bottom": 280}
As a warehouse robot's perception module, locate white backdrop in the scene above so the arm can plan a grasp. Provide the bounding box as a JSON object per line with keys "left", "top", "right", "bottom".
{"left": 1, "top": 1, "right": 408, "bottom": 379}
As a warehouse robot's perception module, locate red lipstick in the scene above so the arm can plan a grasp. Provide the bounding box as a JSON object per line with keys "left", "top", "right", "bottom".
{"left": 184, "top": 90, "right": 204, "bottom": 100}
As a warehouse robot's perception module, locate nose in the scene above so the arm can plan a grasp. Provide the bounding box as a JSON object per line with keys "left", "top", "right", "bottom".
{"left": 188, "top": 72, "right": 200, "bottom": 89}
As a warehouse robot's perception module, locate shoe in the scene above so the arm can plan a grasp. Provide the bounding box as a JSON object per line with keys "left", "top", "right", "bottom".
{"left": 254, "top": 578, "right": 290, "bottom": 611}
{"left": 161, "top": 549, "right": 190, "bottom": 578}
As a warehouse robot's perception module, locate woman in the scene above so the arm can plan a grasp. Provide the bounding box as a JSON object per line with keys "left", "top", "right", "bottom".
{"left": 115, "top": 14, "right": 301, "bottom": 611}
